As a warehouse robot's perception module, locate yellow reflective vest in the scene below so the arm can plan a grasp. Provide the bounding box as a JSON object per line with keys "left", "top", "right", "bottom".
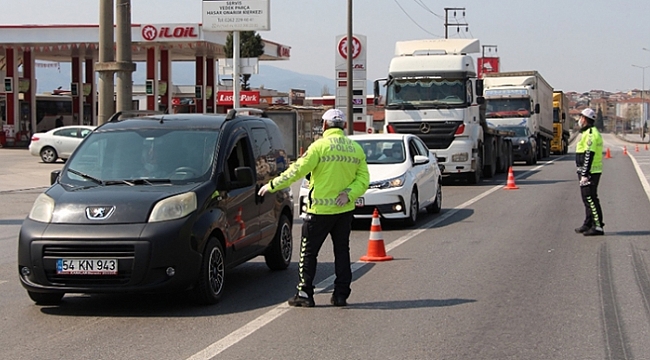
{"left": 268, "top": 128, "right": 369, "bottom": 215}
{"left": 576, "top": 126, "right": 603, "bottom": 175}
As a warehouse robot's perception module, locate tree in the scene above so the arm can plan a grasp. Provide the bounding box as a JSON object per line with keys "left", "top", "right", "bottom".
{"left": 595, "top": 108, "right": 604, "bottom": 131}
{"left": 224, "top": 31, "right": 265, "bottom": 91}
{"left": 321, "top": 84, "right": 331, "bottom": 96}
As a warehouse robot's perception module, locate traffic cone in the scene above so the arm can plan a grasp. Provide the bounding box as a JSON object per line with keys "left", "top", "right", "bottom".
{"left": 605, "top": 148, "right": 612, "bottom": 159}
{"left": 635, "top": 144, "right": 639, "bottom": 152}
{"left": 623, "top": 146, "right": 628, "bottom": 155}
{"left": 360, "top": 209, "right": 393, "bottom": 262}
{"left": 645, "top": 144, "right": 649, "bottom": 151}
{"left": 504, "top": 166, "right": 519, "bottom": 190}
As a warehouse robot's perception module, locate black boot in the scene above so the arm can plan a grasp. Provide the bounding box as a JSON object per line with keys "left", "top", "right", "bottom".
{"left": 583, "top": 227, "right": 604, "bottom": 236}
{"left": 288, "top": 293, "right": 315, "bottom": 307}
{"left": 574, "top": 225, "right": 590, "bottom": 233}
{"left": 330, "top": 294, "right": 348, "bottom": 307}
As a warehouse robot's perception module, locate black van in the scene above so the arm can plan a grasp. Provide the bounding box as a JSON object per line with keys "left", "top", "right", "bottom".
{"left": 18, "top": 109, "right": 294, "bottom": 305}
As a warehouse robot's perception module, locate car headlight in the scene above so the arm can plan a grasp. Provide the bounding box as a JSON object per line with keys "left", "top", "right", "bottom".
{"left": 149, "top": 192, "right": 197, "bottom": 222}
{"left": 28, "top": 193, "right": 55, "bottom": 223}
{"left": 519, "top": 139, "right": 526, "bottom": 145}
{"left": 369, "top": 175, "right": 405, "bottom": 189}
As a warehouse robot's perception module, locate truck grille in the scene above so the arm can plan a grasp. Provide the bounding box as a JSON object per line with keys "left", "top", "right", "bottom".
{"left": 389, "top": 121, "right": 462, "bottom": 149}
{"left": 43, "top": 244, "right": 136, "bottom": 285}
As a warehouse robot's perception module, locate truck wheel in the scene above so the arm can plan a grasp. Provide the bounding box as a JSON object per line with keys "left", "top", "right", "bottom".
{"left": 483, "top": 146, "right": 496, "bottom": 178}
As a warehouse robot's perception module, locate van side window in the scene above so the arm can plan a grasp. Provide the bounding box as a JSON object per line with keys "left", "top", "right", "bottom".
{"left": 226, "top": 136, "right": 254, "bottom": 189}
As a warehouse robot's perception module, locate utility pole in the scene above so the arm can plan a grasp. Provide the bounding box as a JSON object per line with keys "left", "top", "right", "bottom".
{"left": 346, "top": 0, "right": 353, "bottom": 135}
{"left": 632, "top": 64, "right": 649, "bottom": 138}
{"left": 96, "top": 0, "right": 136, "bottom": 125}
{"left": 444, "top": 7, "right": 468, "bottom": 39}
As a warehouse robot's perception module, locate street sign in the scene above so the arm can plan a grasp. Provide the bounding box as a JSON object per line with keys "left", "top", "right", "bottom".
{"left": 202, "top": 0, "right": 270, "bottom": 32}
{"left": 195, "top": 85, "right": 203, "bottom": 99}
{"left": 145, "top": 80, "right": 154, "bottom": 95}
{"left": 4, "top": 78, "right": 13, "bottom": 93}
{"left": 70, "top": 82, "right": 79, "bottom": 97}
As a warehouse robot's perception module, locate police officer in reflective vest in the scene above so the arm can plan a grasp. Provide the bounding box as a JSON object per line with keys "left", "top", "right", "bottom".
{"left": 258, "top": 109, "right": 370, "bottom": 307}
{"left": 575, "top": 108, "right": 604, "bottom": 236}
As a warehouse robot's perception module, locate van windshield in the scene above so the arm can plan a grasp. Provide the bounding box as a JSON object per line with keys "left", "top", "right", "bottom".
{"left": 63, "top": 128, "right": 219, "bottom": 186}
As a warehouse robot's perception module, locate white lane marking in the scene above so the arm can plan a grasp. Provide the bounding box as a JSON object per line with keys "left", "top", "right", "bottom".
{"left": 628, "top": 153, "right": 650, "bottom": 203}
{"left": 0, "top": 281, "right": 7, "bottom": 285}
{"left": 186, "top": 160, "right": 558, "bottom": 360}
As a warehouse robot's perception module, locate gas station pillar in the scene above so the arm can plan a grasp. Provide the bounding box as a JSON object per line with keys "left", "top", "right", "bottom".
{"left": 160, "top": 48, "right": 172, "bottom": 113}
{"left": 146, "top": 47, "right": 159, "bottom": 111}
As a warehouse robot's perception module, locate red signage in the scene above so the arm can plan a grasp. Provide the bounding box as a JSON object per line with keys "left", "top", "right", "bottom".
{"left": 217, "top": 91, "right": 260, "bottom": 105}
{"left": 337, "top": 36, "right": 362, "bottom": 59}
{"left": 277, "top": 46, "right": 291, "bottom": 58}
{"left": 478, "top": 57, "right": 500, "bottom": 78}
{"left": 142, "top": 25, "right": 199, "bottom": 41}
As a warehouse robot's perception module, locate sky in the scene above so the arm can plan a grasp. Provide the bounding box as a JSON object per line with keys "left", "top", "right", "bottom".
{"left": 1, "top": 0, "right": 650, "bottom": 94}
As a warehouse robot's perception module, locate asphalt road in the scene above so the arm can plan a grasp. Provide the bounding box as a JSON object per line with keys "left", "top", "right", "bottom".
{"left": 1, "top": 133, "right": 649, "bottom": 360}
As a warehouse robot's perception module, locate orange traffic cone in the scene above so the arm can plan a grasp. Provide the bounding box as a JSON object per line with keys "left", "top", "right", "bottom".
{"left": 635, "top": 144, "right": 639, "bottom": 152}
{"left": 623, "top": 146, "right": 628, "bottom": 155}
{"left": 504, "top": 166, "right": 519, "bottom": 190}
{"left": 645, "top": 144, "right": 649, "bottom": 151}
{"left": 605, "top": 148, "right": 612, "bottom": 159}
{"left": 360, "top": 209, "right": 393, "bottom": 262}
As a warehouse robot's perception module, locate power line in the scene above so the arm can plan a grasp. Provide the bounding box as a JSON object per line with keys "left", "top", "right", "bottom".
{"left": 393, "top": 0, "right": 442, "bottom": 37}
{"left": 411, "top": 0, "right": 444, "bottom": 19}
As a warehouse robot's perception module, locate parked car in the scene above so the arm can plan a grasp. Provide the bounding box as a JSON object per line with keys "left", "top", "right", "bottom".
{"left": 28, "top": 125, "right": 96, "bottom": 163}
{"left": 298, "top": 133, "right": 442, "bottom": 226}
{"left": 500, "top": 125, "right": 537, "bottom": 165}
{"left": 18, "top": 109, "right": 294, "bottom": 305}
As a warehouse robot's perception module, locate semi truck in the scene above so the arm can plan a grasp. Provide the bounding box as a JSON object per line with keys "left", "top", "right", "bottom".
{"left": 551, "top": 90, "right": 570, "bottom": 154}
{"left": 373, "top": 38, "right": 513, "bottom": 184}
{"left": 483, "top": 71, "right": 554, "bottom": 160}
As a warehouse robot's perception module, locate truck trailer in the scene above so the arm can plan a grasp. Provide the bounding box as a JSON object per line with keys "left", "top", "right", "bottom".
{"left": 551, "top": 91, "right": 570, "bottom": 154}
{"left": 374, "top": 38, "right": 513, "bottom": 184}
{"left": 483, "top": 71, "right": 554, "bottom": 160}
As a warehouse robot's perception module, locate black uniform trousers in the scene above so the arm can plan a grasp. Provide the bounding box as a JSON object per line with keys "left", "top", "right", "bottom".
{"left": 579, "top": 173, "right": 603, "bottom": 229}
{"left": 298, "top": 211, "right": 354, "bottom": 299}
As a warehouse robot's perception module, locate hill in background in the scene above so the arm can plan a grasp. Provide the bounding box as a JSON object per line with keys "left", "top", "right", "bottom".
{"left": 34, "top": 62, "right": 373, "bottom": 97}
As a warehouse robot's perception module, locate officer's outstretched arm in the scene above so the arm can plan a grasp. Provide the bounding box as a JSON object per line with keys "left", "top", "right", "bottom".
{"left": 267, "top": 148, "right": 319, "bottom": 192}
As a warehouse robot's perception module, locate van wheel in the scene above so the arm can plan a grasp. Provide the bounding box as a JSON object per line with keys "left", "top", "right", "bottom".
{"left": 40, "top": 147, "right": 58, "bottom": 163}
{"left": 193, "top": 237, "right": 225, "bottom": 305}
{"left": 404, "top": 189, "right": 419, "bottom": 226}
{"left": 28, "top": 291, "right": 64, "bottom": 305}
{"left": 426, "top": 182, "right": 442, "bottom": 214}
{"left": 264, "top": 214, "right": 292, "bottom": 270}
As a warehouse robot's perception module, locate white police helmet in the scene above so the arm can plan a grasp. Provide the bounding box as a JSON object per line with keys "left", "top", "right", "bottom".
{"left": 580, "top": 108, "right": 596, "bottom": 121}
{"left": 322, "top": 108, "right": 346, "bottom": 128}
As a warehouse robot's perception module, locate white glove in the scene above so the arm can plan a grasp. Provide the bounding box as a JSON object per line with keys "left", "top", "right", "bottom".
{"left": 335, "top": 192, "right": 350, "bottom": 206}
{"left": 579, "top": 176, "right": 590, "bottom": 187}
{"left": 258, "top": 183, "right": 271, "bottom": 196}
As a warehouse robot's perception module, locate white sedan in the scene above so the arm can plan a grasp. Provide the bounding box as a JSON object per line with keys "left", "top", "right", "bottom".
{"left": 299, "top": 133, "right": 443, "bottom": 226}
{"left": 28, "top": 125, "right": 95, "bottom": 163}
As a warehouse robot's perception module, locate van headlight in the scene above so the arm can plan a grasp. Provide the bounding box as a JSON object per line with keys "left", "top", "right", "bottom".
{"left": 369, "top": 175, "right": 405, "bottom": 189}
{"left": 149, "top": 192, "right": 197, "bottom": 222}
{"left": 28, "top": 193, "right": 55, "bottom": 223}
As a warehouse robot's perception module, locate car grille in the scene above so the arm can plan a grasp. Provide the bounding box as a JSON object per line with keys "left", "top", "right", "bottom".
{"left": 389, "top": 121, "right": 462, "bottom": 150}
{"left": 43, "top": 244, "right": 135, "bottom": 285}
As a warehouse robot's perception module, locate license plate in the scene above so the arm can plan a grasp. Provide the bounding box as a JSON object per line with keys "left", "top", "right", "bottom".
{"left": 56, "top": 259, "right": 118, "bottom": 275}
{"left": 355, "top": 197, "right": 364, "bottom": 207}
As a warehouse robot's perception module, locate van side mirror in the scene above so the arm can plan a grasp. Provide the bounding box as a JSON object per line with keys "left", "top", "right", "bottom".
{"left": 535, "top": 104, "right": 540, "bottom": 114}
{"left": 50, "top": 170, "right": 61, "bottom": 185}
{"left": 234, "top": 167, "right": 254, "bottom": 187}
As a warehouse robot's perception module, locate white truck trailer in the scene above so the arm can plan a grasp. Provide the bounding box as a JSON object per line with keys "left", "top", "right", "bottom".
{"left": 373, "top": 38, "right": 513, "bottom": 184}
{"left": 483, "top": 71, "right": 554, "bottom": 159}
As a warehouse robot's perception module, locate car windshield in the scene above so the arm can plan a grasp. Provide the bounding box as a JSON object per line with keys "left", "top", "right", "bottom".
{"left": 486, "top": 98, "right": 532, "bottom": 118}
{"left": 356, "top": 139, "right": 406, "bottom": 164}
{"left": 500, "top": 126, "right": 528, "bottom": 137}
{"left": 62, "top": 128, "right": 219, "bottom": 187}
{"left": 386, "top": 78, "right": 466, "bottom": 108}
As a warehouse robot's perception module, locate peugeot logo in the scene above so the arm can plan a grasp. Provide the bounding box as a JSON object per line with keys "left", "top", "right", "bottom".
{"left": 419, "top": 123, "right": 431, "bottom": 134}
{"left": 86, "top": 206, "right": 115, "bottom": 220}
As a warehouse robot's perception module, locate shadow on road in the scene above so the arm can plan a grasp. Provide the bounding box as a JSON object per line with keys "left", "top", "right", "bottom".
{"left": 346, "top": 298, "right": 476, "bottom": 310}
{"left": 0, "top": 219, "right": 25, "bottom": 225}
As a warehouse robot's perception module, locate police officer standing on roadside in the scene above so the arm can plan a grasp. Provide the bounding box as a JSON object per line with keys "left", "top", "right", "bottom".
{"left": 258, "top": 108, "right": 369, "bottom": 307}
{"left": 575, "top": 108, "right": 605, "bottom": 236}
